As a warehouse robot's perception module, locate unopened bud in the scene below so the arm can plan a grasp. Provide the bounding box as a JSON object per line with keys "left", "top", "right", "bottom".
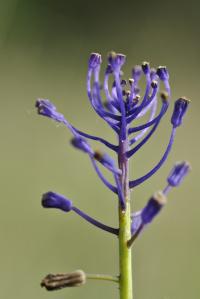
{"left": 167, "top": 161, "right": 191, "bottom": 187}
{"left": 88, "top": 53, "right": 102, "bottom": 69}
{"left": 41, "top": 270, "right": 86, "bottom": 291}
{"left": 171, "top": 97, "right": 190, "bottom": 127}
{"left": 142, "top": 61, "right": 150, "bottom": 74}
{"left": 141, "top": 191, "right": 166, "bottom": 225}
{"left": 157, "top": 66, "right": 169, "bottom": 80}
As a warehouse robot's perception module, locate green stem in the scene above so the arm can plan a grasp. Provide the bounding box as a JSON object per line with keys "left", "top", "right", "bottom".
{"left": 118, "top": 138, "right": 133, "bottom": 299}
{"left": 119, "top": 201, "right": 133, "bottom": 299}
{"left": 86, "top": 274, "right": 119, "bottom": 283}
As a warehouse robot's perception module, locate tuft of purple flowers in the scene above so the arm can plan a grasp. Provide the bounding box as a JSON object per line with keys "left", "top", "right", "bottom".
{"left": 36, "top": 52, "right": 190, "bottom": 291}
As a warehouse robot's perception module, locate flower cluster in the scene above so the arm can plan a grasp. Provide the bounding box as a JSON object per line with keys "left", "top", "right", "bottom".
{"left": 36, "top": 52, "right": 190, "bottom": 292}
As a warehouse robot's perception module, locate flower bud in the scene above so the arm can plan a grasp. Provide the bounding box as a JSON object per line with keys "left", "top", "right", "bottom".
{"left": 41, "top": 270, "right": 86, "bottom": 291}
{"left": 171, "top": 97, "right": 190, "bottom": 127}
{"left": 42, "top": 192, "right": 73, "bottom": 212}
{"left": 108, "top": 51, "right": 126, "bottom": 71}
{"left": 156, "top": 66, "right": 169, "bottom": 81}
{"left": 88, "top": 53, "right": 102, "bottom": 69}
{"left": 142, "top": 61, "right": 150, "bottom": 74}
{"left": 35, "top": 99, "right": 65, "bottom": 122}
{"left": 141, "top": 191, "right": 166, "bottom": 225}
{"left": 167, "top": 161, "right": 191, "bottom": 187}
{"left": 94, "top": 151, "right": 114, "bottom": 167}
{"left": 71, "top": 137, "right": 93, "bottom": 154}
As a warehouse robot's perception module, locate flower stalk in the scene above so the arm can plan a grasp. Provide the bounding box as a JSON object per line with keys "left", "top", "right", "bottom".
{"left": 118, "top": 138, "right": 133, "bottom": 299}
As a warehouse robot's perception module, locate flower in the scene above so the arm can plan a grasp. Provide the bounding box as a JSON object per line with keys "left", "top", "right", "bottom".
{"left": 171, "top": 97, "right": 190, "bottom": 128}
{"left": 36, "top": 99, "right": 65, "bottom": 123}
{"left": 167, "top": 161, "right": 191, "bottom": 187}
{"left": 141, "top": 191, "right": 166, "bottom": 225}
{"left": 42, "top": 192, "right": 72, "bottom": 212}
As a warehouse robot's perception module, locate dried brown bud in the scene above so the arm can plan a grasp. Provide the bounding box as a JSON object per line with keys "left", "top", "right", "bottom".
{"left": 94, "top": 150, "right": 103, "bottom": 162}
{"left": 41, "top": 270, "right": 86, "bottom": 291}
{"left": 160, "top": 91, "right": 169, "bottom": 102}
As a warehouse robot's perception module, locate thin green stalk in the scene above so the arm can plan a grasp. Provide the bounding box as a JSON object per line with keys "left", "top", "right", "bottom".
{"left": 119, "top": 200, "right": 132, "bottom": 299}
{"left": 118, "top": 139, "right": 133, "bottom": 299}
{"left": 86, "top": 274, "right": 119, "bottom": 283}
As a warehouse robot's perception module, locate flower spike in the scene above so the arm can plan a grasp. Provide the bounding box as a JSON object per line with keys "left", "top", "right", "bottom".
{"left": 37, "top": 51, "right": 190, "bottom": 297}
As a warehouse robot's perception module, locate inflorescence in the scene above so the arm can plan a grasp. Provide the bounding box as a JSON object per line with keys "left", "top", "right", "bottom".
{"left": 36, "top": 51, "right": 190, "bottom": 290}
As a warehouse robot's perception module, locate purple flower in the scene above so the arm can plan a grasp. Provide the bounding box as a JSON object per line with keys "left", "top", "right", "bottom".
{"left": 130, "top": 192, "right": 166, "bottom": 244}
{"left": 156, "top": 66, "right": 169, "bottom": 81}
{"left": 42, "top": 192, "right": 73, "bottom": 212}
{"left": 36, "top": 99, "right": 65, "bottom": 123}
{"left": 71, "top": 137, "right": 93, "bottom": 154}
{"left": 141, "top": 192, "right": 166, "bottom": 225}
{"left": 171, "top": 97, "right": 190, "bottom": 128}
{"left": 88, "top": 53, "right": 102, "bottom": 69}
{"left": 108, "top": 52, "right": 126, "bottom": 72}
{"left": 141, "top": 62, "right": 150, "bottom": 75}
{"left": 167, "top": 161, "right": 191, "bottom": 187}
{"left": 41, "top": 191, "right": 118, "bottom": 235}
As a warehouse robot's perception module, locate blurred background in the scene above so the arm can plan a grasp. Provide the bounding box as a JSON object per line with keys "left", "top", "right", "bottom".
{"left": 0, "top": 0, "right": 199, "bottom": 298}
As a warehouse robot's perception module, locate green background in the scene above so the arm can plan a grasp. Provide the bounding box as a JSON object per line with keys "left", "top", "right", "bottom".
{"left": 0, "top": 0, "right": 199, "bottom": 298}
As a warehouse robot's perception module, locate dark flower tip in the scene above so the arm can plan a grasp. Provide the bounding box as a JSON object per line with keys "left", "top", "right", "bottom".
{"left": 171, "top": 97, "right": 190, "bottom": 127}
{"left": 36, "top": 99, "right": 55, "bottom": 114}
{"left": 88, "top": 53, "right": 102, "bottom": 69}
{"left": 129, "top": 78, "right": 134, "bottom": 85}
{"left": 141, "top": 191, "right": 166, "bottom": 225}
{"left": 42, "top": 191, "right": 73, "bottom": 212}
{"left": 160, "top": 91, "right": 169, "bottom": 102}
{"left": 41, "top": 270, "right": 86, "bottom": 291}
{"left": 151, "top": 80, "right": 158, "bottom": 89}
{"left": 156, "top": 66, "right": 169, "bottom": 81}
{"left": 35, "top": 99, "right": 64, "bottom": 122}
{"left": 108, "top": 51, "right": 126, "bottom": 71}
{"left": 94, "top": 150, "right": 114, "bottom": 167}
{"left": 167, "top": 161, "right": 191, "bottom": 187}
{"left": 142, "top": 61, "right": 150, "bottom": 74}
{"left": 106, "top": 64, "right": 113, "bottom": 74}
